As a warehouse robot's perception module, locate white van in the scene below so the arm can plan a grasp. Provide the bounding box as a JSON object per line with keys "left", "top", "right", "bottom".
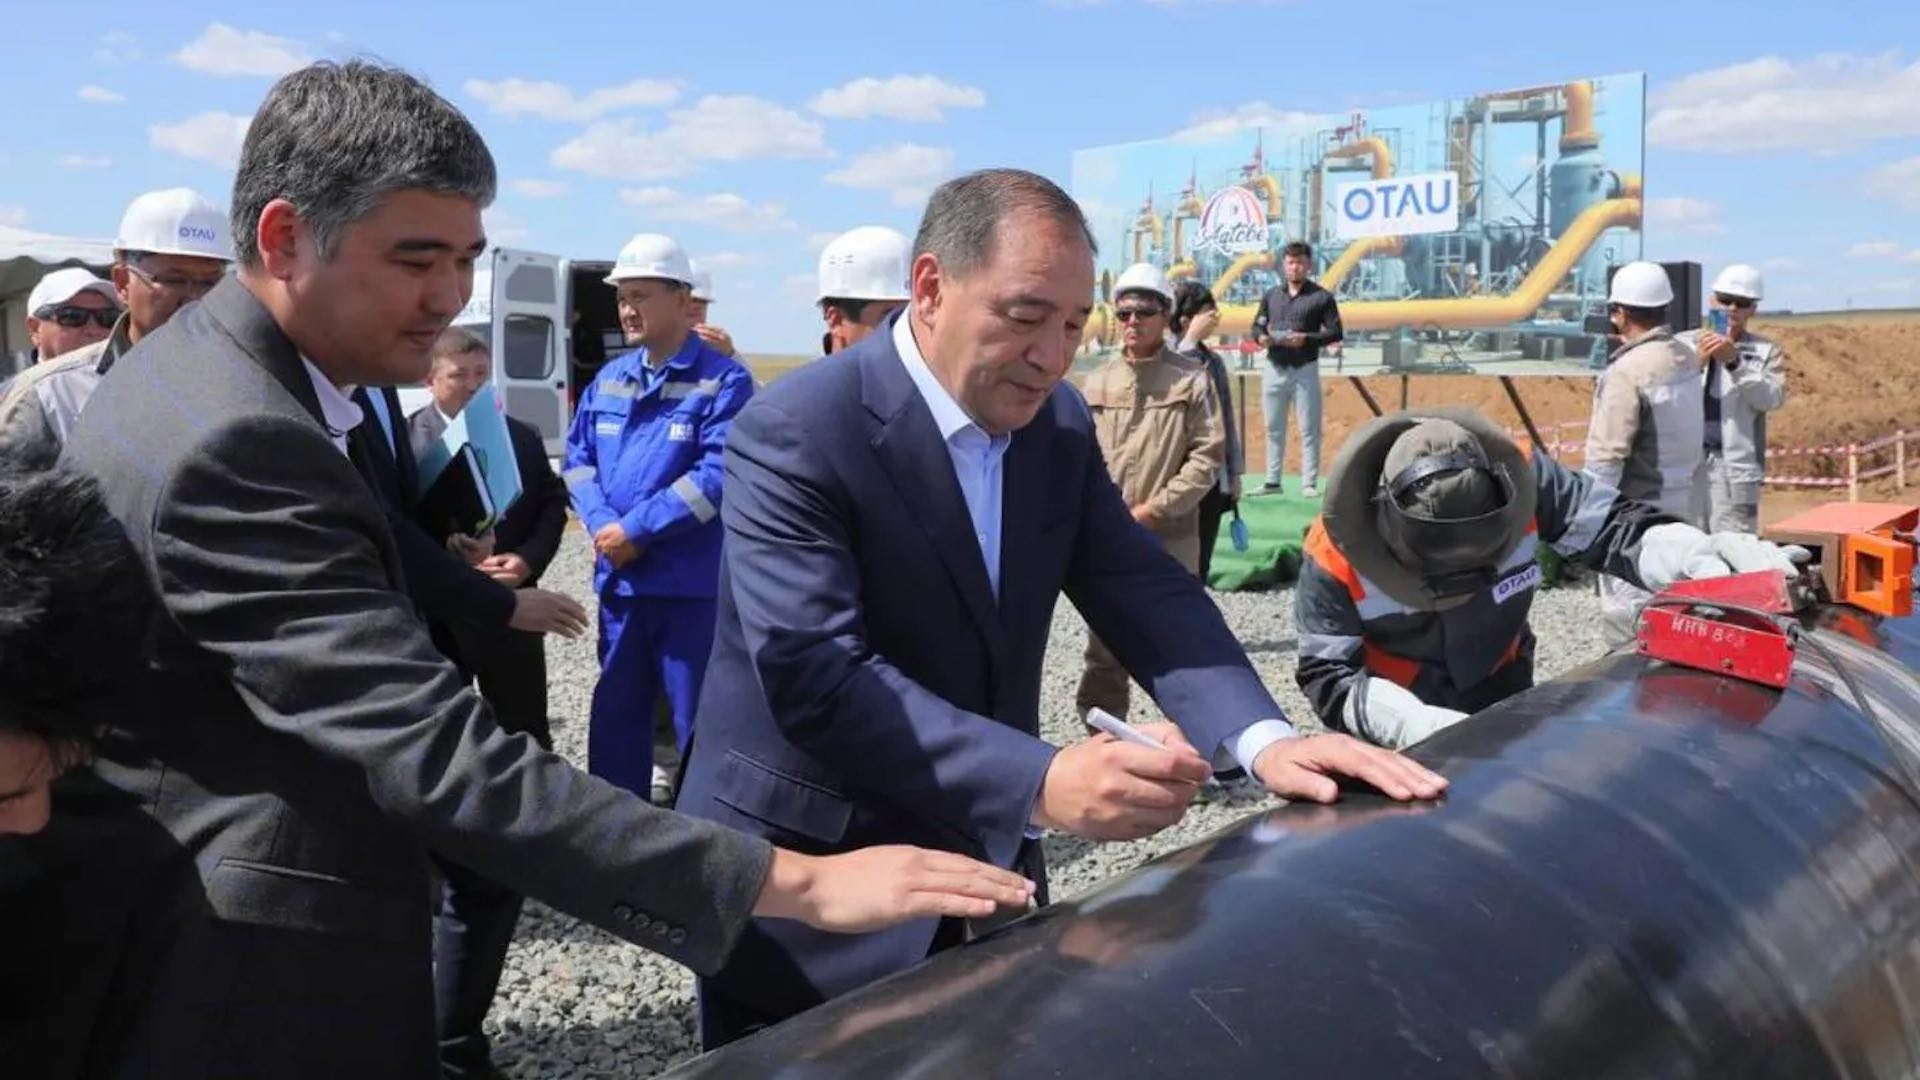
{"left": 397, "top": 247, "right": 623, "bottom": 456}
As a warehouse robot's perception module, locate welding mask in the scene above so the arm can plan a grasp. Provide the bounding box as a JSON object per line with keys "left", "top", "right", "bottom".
{"left": 1323, "top": 408, "right": 1538, "bottom": 612}
{"left": 1375, "top": 423, "right": 1519, "bottom": 603}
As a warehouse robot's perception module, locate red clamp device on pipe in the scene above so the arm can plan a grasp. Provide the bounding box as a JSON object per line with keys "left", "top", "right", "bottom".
{"left": 1635, "top": 571, "right": 1799, "bottom": 690}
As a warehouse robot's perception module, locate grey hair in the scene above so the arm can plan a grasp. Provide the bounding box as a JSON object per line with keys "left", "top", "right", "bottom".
{"left": 913, "top": 168, "right": 1097, "bottom": 280}
{"left": 231, "top": 60, "right": 496, "bottom": 267}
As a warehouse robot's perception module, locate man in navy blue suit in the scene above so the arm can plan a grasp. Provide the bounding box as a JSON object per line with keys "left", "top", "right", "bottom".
{"left": 678, "top": 168, "right": 1447, "bottom": 1047}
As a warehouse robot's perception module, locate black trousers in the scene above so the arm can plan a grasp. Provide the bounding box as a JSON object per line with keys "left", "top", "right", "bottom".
{"left": 432, "top": 622, "right": 550, "bottom": 1078}
{"left": 1196, "top": 485, "right": 1235, "bottom": 585}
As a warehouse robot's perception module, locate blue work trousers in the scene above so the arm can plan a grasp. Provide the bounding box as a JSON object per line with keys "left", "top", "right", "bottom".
{"left": 589, "top": 592, "right": 716, "bottom": 797}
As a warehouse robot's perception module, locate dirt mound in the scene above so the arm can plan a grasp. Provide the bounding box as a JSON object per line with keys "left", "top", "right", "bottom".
{"left": 1230, "top": 313, "right": 1920, "bottom": 480}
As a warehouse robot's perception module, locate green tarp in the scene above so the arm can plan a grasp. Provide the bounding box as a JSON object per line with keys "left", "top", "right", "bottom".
{"left": 1203, "top": 475, "right": 1576, "bottom": 593}
{"left": 1205, "top": 477, "right": 1321, "bottom": 592}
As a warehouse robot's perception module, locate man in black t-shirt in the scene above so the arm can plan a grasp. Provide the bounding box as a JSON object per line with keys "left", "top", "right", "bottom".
{"left": 1249, "top": 241, "right": 1343, "bottom": 497}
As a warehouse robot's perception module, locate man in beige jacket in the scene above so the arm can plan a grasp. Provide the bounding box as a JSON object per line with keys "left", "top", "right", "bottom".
{"left": 1077, "top": 262, "right": 1225, "bottom": 719}
{"left": 1583, "top": 261, "right": 1704, "bottom": 639}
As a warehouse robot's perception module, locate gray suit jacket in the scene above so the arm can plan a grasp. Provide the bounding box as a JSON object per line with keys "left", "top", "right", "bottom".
{"left": 62, "top": 278, "right": 772, "bottom": 1077}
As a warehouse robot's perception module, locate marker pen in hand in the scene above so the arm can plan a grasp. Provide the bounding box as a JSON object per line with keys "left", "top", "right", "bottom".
{"left": 1086, "top": 707, "right": 1172, "bottom": 751}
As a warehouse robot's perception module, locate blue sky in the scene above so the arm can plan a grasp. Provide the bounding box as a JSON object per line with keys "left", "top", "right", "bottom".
{"left": 3, "top": 1, "right": 1917, "bottom": 353}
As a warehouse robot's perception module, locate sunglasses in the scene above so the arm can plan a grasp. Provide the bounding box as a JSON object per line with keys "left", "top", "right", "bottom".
{"left": 36, "top": 304, "right": 117, "bottom": 329}
{"left": 1713, "top": 294, "right": 1755, "bottom": 310}
{"left": 1115, "top": 306, "right": 1165, "bottom": 322}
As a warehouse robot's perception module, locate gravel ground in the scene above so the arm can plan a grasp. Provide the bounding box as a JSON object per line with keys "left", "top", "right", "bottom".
{"left": 485, "top": 530, "right": 1617, "bottom": 1077}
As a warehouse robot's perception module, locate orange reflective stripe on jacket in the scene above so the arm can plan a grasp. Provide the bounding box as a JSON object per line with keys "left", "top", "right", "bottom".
{"left": 1303, "top": 517, "right": 1365, "bottom": 596}
{"left": 1307, "top": 515, "right": 1529, "bottom": 687}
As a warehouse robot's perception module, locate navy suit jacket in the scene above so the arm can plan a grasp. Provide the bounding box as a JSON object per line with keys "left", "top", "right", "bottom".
{"left": 677, "top": 313, "right": 1284, "bottom": 1021}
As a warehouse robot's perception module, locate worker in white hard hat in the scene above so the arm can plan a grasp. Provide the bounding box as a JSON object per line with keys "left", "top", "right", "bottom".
{"left": 816, "top": 226, "right": 910, "bottom": 355}
{"left": 562, "top": 232, "right": 755, "bottom": 805}
{"left": 19, "top": 268, "right": 120, "bottom": 363}
{"left": 0, "top": 188, "right": 229, "bottom": 461}
{"left": 685, "top": 261, "right": 737, "bottom": 358}
{"left": 1297, "top": 407, "right": 1807, "bottom": 749}
{"left": 1583, "top": 259, "right": 1705, "bottom": 640}
{"left": 1075, "top": 262, "right": 1224, "bottom": 722}
{"left": 1676, "top": 264, "right": 1787, "bottom": 533}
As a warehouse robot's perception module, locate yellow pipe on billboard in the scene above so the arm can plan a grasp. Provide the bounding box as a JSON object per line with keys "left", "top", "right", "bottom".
{"left": 1245, "top": 175, "right": 1284, "bottom": 221}
{"left": 1211, "top": 250, "right": 1275, "bottom": 298}
{"left": 1130, "top": 210, "right": 1165, "bottom": 263}
{"left": 1206, "top": 196, "right": 1642, "bottom": 336}
{"left": 1170, "top": 195, "right": 1205, "bottom": 260}
{"left": 1561, "top": 81, "right": 1598, "bottom": 151}
{"left": 1084, "top": 302, "right": 1114, "bottom": 349}
{"left": 1167, "top": 261, "right": 1197, "bottom": 281}
{"left": 1325, "top": 137, "right": 1394, "bottom": 180}
{"left": 1320, "top": 235, "right": 1405, "bottom": 292}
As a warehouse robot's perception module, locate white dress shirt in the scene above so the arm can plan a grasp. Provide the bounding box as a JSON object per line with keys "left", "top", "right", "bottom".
{"left": 301, "top": 358, "right": 364, "bottom": 457}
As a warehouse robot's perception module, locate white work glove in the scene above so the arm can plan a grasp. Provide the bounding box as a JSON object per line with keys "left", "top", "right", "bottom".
{"left": 1637, "top": 522, "right": 1811, "bottom": 592}
{"left": 1342, "top": 674, "right": 1469, "bottom": 751}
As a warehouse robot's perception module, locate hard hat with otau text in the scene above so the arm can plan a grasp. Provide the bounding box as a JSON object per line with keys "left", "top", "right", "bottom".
{"left": 817, "top": 226, "right": 910, "bottom": 302}
{"left": 1112, "top": 262, "right": 1174, "bottom": 307}
{"left": 1711, "top": 264, "right": 1764, "bottom": 302}
{"left": 1607, "top": 261, "right": 1674, "bottom": 308}
{"left": 606, "top": 233, "right": 695, "bottom": 286}
{"left": 116, "top": 188, "right": 232, "bottom": 261}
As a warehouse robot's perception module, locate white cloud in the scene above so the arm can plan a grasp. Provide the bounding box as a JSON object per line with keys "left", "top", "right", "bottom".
{"left": 1172, "top": 102, "right": 1329, "bottom": 143}
{"left": 1866, "top": 278, "right": 1918, "bottom": 293}
{"left": 1849, "top": 240, "right": 1904, "bottom": 258}
{"left": 619, "top": 187, "right": 796, "bottom": 233}
{"left": 464, "top": 77, "right": 678, "bottom": 122}
{"left": 77, "top": 85, "right": 125, "bottom": 104}
{"left": 693, "top": 252, "right": 761, "bottom": 269}
{"left": 93, "top": 31, "right": 141, "bottom": 66}
{"left": 511, "top": 179, "right": 570, "bottom": 199}
{"left": 824, "top": 144, "right": 953, "bottom": 208}
{"left": 1648, "top": 52, "right": 1920, "bottom": 153}
{"left": 1849, "top": 240, "right": 1920, "bottom": 265}
{"left": 1865, "top": 155, "right": 1920, "bottom": 211}
{"left": 807, "top": 231, "right": 840, "bottom": 252}
{"left": 810, "top": 75, "right": 986, "bottom": 122}
{"left": 0, "top": 206, "right": 28, "bottom": 227}
{"left": 149, "top": 111, "right": 252, "bottom": 167}
{"left": 553, "top": 95, "right": 831, "bottom": 180}
{"left": 1759, "top": 257, "right": 1800, "bottom": 271}
{"left": 57, "top": 155, "right": 112, "bottom": 169}
{"left": 780, "top": 272, "right": 817, "bottom": 301}
{"left": 1645, "top": 196, "right": 1726, "bottom": 235}
{"left": 485, "top": 209, "right": 530, "bottom": 246}
{"left": 174, "top": 23, "right": 311, "bottom": 77}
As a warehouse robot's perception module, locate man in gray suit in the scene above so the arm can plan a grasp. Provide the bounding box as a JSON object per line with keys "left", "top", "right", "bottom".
{"left": 61, "top": 60, "right": 1032, "bottom": 1078}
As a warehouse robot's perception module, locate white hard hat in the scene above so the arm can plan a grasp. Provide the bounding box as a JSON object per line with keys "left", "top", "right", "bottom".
{"left": 116, "top": 187, "right": 231, "bottom": 261}
{"left": 817, "top": 226, "right": 910, "bottom": 302}
{"left": 606, "top": 232, "right": 694, "bottom": 286}
{"left": 687, "top": 262, "right": 714, "bottom": 303}
{"left": 1607, "top": 261, "right": 1674, "bottom": 308}
{"left": 1711, "top": 264, "right": 1764, "bottom": 302}
{"left": 1112, "top": 262, "right": 1174, "bottom": 306}
{"left": 27, "top": 267, "right": 119, "bottom": 314}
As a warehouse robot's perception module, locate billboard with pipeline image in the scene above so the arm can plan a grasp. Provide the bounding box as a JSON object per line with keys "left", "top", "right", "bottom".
{"left": 1071, "top": 73, "right": 1646, "bottom": 376}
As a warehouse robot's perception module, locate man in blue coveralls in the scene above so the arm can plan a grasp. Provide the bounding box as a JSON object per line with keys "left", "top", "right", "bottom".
{"left": 564, "top": 232, "right": 754, "bottom": 802}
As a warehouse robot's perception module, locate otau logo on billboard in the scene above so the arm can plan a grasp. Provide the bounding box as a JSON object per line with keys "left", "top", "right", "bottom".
{"left": 1192, "top": 186, "right": 1270, "bottom": 256}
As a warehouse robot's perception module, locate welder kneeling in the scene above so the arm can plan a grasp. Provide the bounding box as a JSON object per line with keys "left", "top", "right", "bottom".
{"left": 1295, "top": 408, "right": 1808, "bottom": 749}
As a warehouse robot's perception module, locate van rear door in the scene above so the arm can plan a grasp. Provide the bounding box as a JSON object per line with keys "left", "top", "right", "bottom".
{"left": 488, "top": 248, "right": 569, "bottom": 454}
